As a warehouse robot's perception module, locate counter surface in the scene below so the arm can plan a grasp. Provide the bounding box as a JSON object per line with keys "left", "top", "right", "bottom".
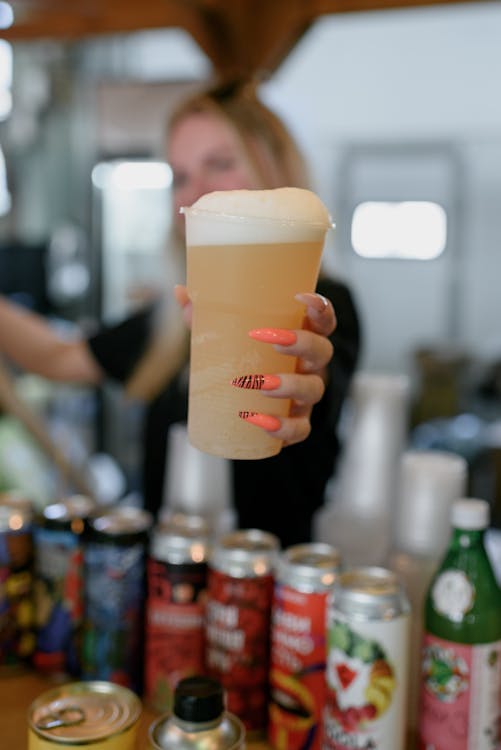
{"left": 0, "top": 670, "right": 271, "bottom": 748}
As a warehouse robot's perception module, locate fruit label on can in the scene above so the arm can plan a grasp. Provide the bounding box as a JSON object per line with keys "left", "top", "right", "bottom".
{"left": 419, "top": 633, "right": 501, "bottom": 749}
{"left": 205, "top": 568, "right": 274, "bottom": 733}
{"left": 323, "top": 613, "right": 409, "bottom": 750}
{"left": 269, "top": 584, "right": 328, "bottom": 750}
{"left": 144, "top": 557, "right": 207, "bottom": 711}
{"left": 33, "top": 527, "right": 84, "bottom": 675}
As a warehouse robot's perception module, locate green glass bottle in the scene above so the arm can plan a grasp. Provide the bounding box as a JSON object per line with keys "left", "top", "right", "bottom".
{"left": 418, "top": 498, "right": 501, "bottom": 750}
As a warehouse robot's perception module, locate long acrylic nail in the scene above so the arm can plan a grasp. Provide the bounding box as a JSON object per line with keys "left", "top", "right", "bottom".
{"left": 249, "top": 328, "right": 297, "bottom": 346}
{"left": 231, "top": 374, "right": 281, "bottom": 391}
{"left": 295, "top": 292, "right": 329, "bottom": 313}
{"left": 238, "top": 411, "right": 281, "bottom": 432}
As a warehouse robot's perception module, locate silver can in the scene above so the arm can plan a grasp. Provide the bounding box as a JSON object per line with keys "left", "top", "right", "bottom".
{"left": 206, "top": 528, "right": 280, "bottom": 735}
{"left": 144, "top": 513, "right": 210, "bottom": 712}
{"left": 323, "top": 566, "right": 410, "bottom": 750}
{"left": 269, "top": 543, "right": 341, "bottom": 750}
{"left": 148, "top": 675, "right": 245, "bottom": 749}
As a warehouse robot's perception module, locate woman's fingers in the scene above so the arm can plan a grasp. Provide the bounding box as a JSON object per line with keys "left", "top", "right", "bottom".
{"left": 232, "top": 372, "right": 325, "bottom": 407}
{"left": 295, "top": 292, "right": 337, "bottom": 337}
{"left": 238, "top": 412, "right": 312, "bottom": 446}
{"left": 275, "top": 415, "right": 312, "bottom": 446}
{"left": 249, "top": 328, "right": 333, "bottom": 375}
{"left": 173, "top": 284, "right": 192, "bottom": 326}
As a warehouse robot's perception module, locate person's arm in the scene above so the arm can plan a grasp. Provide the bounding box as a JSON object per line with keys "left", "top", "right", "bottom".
{"left": 0, "top": 295, "right": 103, "bottom": 384}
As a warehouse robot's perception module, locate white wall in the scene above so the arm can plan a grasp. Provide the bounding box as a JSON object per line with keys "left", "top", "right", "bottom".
{"left": 261, "top": 2, "right": 501, "bottom": 374}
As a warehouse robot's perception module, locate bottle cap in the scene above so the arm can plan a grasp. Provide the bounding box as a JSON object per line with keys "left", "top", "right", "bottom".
{"left": 451, "top": 498, "right": 490, "bottom": 530}
{"left": 174, "top": 676, "right": 224, "bottom": 722}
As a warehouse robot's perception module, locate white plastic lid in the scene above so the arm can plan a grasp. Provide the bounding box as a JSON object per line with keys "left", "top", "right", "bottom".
{"left": 451, "top": 498, "right": 490, "bottom": 530}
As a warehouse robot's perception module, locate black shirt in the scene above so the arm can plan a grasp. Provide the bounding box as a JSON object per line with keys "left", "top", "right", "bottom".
{"left": 88, "top": 277, "right": 361, "bottom": 547}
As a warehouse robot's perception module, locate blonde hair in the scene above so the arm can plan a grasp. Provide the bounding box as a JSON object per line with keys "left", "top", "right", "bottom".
{"left": 168, "top": 80, "right": 311, "bottom": 191}
{"left": 125, "top": 80, "right": 310, "bottom": 402}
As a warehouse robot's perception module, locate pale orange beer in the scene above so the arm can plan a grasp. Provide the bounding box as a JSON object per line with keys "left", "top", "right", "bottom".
{"left": 183, "top": 188, "right": 332, "bottom": 460}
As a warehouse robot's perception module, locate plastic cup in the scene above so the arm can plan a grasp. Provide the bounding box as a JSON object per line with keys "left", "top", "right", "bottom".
{"left": 183, "top": 188, "right": 331, "bottom": 460}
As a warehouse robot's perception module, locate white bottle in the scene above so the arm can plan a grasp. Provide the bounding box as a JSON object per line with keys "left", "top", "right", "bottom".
{"left": 314, "top": 372, "right": 410, "bottom": 565}
{"left": 387, "top": 449, "right": 468, "bottom": 746}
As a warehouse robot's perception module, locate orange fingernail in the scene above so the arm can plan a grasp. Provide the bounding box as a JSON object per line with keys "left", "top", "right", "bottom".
{"left": 238, "top": 411, "right": 281, "bottom": 432}
{"left": 231, "top": 374, "right": 281, "bottom": 391}
{"left": 249, "top": 328, "right": 297, "bottom": 346}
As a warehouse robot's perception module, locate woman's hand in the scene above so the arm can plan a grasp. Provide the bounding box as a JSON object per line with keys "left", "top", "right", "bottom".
{"left": 174, "top": 286, "right": 336, "bottom": 447}
{"left": 242, "top": 292, "right": 335, "bottom": 445}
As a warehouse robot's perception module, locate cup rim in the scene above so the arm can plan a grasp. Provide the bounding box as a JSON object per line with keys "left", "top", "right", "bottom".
{"left": 180, "top": 205, "right": 334, "bottom": 230}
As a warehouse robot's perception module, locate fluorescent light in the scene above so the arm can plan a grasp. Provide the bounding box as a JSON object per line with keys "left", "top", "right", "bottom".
{"left": 351, "top": 201, "right": 447, "bottom": 260}
{"left": 0, "top": 2, "right": 13, "bottom": 30}
{"left": 92, "top": 160, "right": 172, "bottom": 191}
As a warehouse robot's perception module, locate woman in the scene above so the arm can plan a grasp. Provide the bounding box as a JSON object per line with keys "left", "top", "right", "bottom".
{"left": 0, "top": 81, "right": 361, "bottom": 547}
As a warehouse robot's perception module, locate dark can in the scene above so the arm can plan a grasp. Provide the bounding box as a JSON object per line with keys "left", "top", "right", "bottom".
{"left": 268, "top": 542, "right": 342, "bottom": 750}
{"left": 205, "top": 528, "right": 280, "bottom": 735}
{"left": 0, "top": 494, "right": 35, "bottom": 671}
{"left": 144, "top": 512, "right": 210, "bottom": 712}
{"left": 81, "top": 505, "right": 152, "bottom": 693}
{"left": 32, "top": 494, "right": 96, "bottom": 677}
{"left": 28, "top": 680, "right": 141, "bottom": 749}
{"left": 322, "top": 567, "right": 410, "bottom": 750}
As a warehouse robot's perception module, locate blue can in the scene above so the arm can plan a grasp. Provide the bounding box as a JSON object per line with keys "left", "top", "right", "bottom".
{"left": 32, "top": 494, "right": 96, "bottom": 677}
{"left": 81, "top": 505, "right": 152, "bottom": 694}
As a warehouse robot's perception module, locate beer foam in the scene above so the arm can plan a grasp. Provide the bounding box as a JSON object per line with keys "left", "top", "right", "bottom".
{"left": 184, "top": 188, "right": 332, "bottom": 245}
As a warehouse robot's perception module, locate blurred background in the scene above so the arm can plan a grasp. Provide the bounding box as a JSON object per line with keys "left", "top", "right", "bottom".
{"left": 1, "top": 0, "right": 501, "bottom": 516}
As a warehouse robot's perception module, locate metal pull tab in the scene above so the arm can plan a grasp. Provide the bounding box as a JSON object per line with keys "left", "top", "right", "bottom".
{"left": 36, "top": 706, "right": 86, "bottom": 730}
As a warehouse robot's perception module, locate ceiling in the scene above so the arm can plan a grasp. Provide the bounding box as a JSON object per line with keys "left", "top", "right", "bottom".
{"left": 1, "top": 0, "right": 473, "bottom": 79}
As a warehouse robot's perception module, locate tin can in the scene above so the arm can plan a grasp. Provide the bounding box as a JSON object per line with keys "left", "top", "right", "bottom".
{"left": 81, "top": 506, "right": 152, "bottom": 693}
{"left": 144, "top": 512, "right": 210, "bottom": 712}
{"left": 28, "top": 680, "right": 141, "bottom": 749}
{"left": 148, "top": 675, "right": 246, "bottom": 749}
{"left": 268, "top": 542, "right": 342, "bottom": 750}
{"left": 32, "top": 495, "right": 96, "bottom": 677}
{"left": 323, "top": 566, "right": 411, "bottom": 750}
{"left": 0, "top": 495, "right": 35, "bottom": 671}
{"left": 205, "top": 528, "right": 280, "bottom": 735}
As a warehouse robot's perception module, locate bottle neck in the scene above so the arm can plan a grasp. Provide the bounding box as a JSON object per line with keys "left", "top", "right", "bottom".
{"left": 448, "top": 526, "right": 486, "bottom": 550}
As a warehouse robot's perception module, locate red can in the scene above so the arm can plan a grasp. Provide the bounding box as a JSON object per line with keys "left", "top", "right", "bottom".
{"left": 268, "top": 543, "right": 341, "bottom": 750}
{"left": 205, "top": 528, "right": 279, "bottom": 735}
{"left": 144, "top": 512, "right": 210, "bottom": 712}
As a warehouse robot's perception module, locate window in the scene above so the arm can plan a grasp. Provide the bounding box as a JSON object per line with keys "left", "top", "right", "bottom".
{"left": 351, "top": 200, "right": 447, "bottom": 260}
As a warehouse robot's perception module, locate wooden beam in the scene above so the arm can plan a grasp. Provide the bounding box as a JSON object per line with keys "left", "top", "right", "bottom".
{"left": 0, "top": 0, "right": 477, "bottom": 79}
{"left": 1, "top": 0, "right": 473, "bottom": 42}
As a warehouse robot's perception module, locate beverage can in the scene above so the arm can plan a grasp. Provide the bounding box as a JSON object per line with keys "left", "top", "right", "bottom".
{"left": 33, "top": 495, "right": 96, "bottom": 677}
{"left": 28, "top": 680, "right": 141, "bottom": 749}
{"left": 81, "top": 506, "right": 152, "bottom": 693}
{"left": 268, "top": 542, "right": 341, "bottom": 750}
{"left": 144, "top": 512, "right": 210, "bottom": 712}
{"left": 0, "top": 495, "right": 35, "bottom": 671}
{"left": 323, "top": 566, "right": 410, "bottom": 750}
{"left": 206, "top": 528, "right": 280, "bottom": 734}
